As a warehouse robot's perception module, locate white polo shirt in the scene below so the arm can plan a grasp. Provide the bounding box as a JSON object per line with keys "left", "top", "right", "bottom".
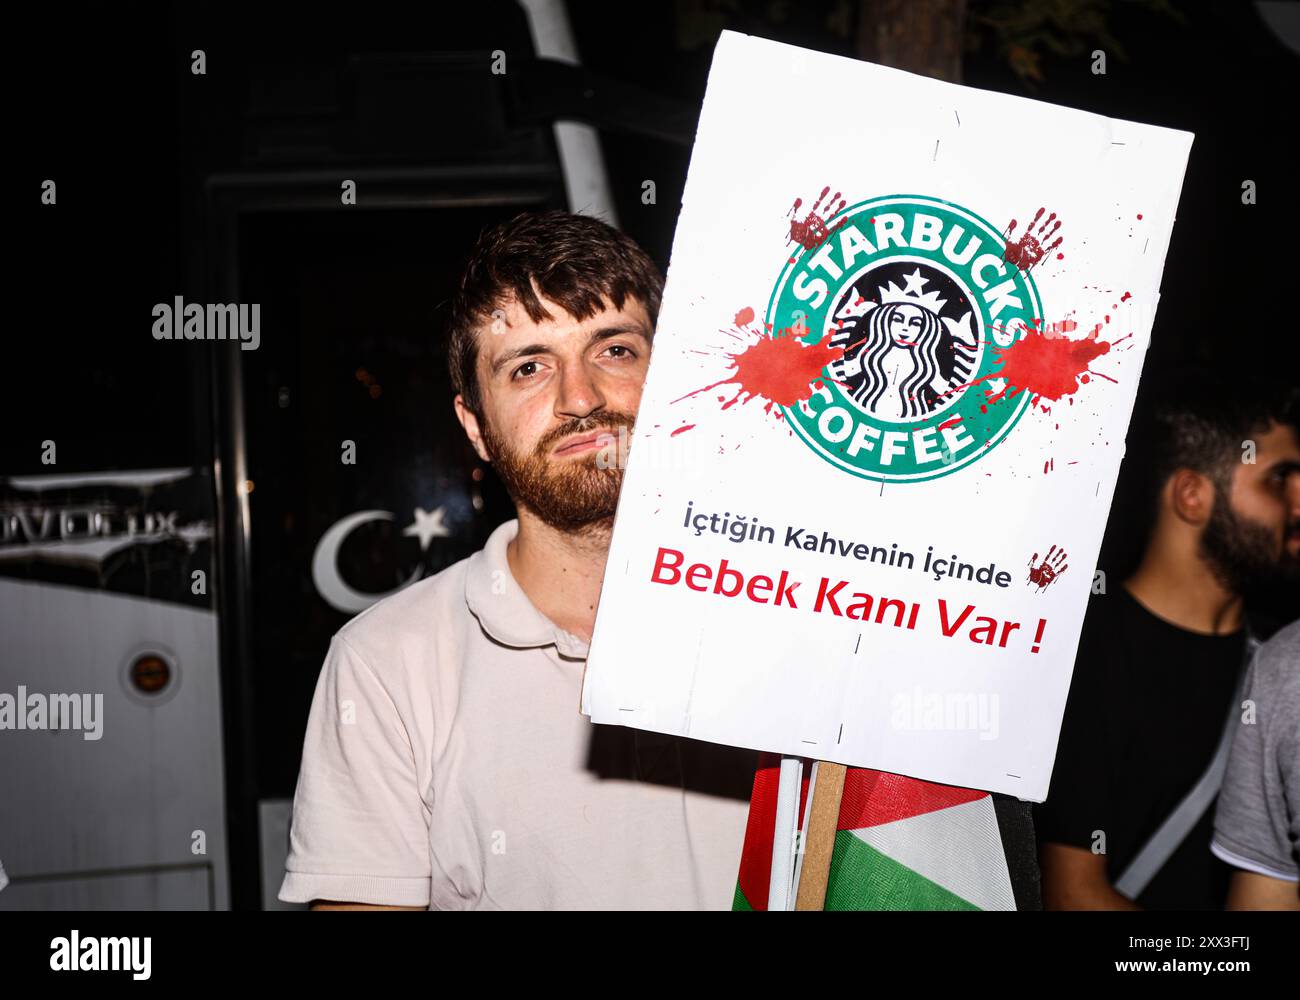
{"left": 278, "top": 518, "right": 754, "bottom": 910}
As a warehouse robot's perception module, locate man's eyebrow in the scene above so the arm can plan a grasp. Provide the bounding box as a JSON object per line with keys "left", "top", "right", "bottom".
{"left": 586, "top": 323, "right": 652, "bottom": 347}
{"left": 488, "top": 324, "right": 652, "bottom": 376}
{"left": 1266, "top": 458, "right": 1300, "bottom": 476}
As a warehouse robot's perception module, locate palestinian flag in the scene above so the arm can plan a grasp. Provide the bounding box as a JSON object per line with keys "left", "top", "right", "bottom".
{"left": 733, "top": 753, "right": 1016, "bottom": 910}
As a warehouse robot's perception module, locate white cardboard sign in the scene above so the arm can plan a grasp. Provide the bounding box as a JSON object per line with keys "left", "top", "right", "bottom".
{"left": 581, "top": 30, "right": 1193, "bottom": 800}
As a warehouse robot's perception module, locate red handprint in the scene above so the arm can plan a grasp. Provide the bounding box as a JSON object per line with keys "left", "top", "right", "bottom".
{"left": 1028, "top": 546, "right": 1068, "bottom": 591}
{"left": 1003, "top": 208, "right": 1063, "bottom": 272}
{"left": 788, "top": 185, "right": 848, "bottom": 251}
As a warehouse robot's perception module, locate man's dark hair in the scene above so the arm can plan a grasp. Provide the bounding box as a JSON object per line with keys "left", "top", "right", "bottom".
{"left": 1133, "top": 369, "right": 1299, "bottom": 516}
{"left": 444, "top": 209, "right": 664, "bottom": 418}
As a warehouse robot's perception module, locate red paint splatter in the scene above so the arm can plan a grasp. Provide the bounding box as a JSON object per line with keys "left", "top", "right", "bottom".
{"left": 983, "top": 321, "right": 1111, "bottom": 404}
{"left": 1028, "top": 546, "right": 1068, "bottom": 591}
{"left": 734, "top": 306, "right": 755, "bottom": 327}
{"left": 672, "top": 329, "right": 845, "bottom": 416}
{"left": 1136, "top": 213, "right": 1143, "bottom": 220}
{"left": 938, "top": 415, "right": 963, "bottom": 431}
{"left": 787, "top": 185, "right": 848, "bottom": 250}
{"left": 1120, "top": 291, "right": 1132, "bottom": 302}
{"left": 671, "top": 424, "right": 695, "bottom": 437}
{"left": 1043, "top": 318, "right": 1078, "bottom": 339}
{"left": 1003, "top": 207, "right": 1064, "bottom": 272}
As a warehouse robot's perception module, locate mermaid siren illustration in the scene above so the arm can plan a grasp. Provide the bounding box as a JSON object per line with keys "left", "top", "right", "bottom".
{"left": 826, "top": 266, "right": 980, "bottom": 421}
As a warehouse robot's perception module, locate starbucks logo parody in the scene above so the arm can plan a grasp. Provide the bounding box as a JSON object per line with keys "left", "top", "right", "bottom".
{"left": 769, "top": 195, "right": 1043, "bottom": 482}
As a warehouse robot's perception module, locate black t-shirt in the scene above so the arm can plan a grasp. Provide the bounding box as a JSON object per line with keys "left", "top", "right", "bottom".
{"left": 1034, "top": 586, "right": 1247, "bottom": 909}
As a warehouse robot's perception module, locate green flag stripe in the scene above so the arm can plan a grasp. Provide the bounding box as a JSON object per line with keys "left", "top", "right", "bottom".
{"left": 732, "top": 880, "right": 755, "bottom": 911}
{"left": 825, "top": 830, "right": 981, "bottom": 910}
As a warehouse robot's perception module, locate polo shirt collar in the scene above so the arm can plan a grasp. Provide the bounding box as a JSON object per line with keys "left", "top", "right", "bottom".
{"left": 464, "top": 518, "right": 591, "bottom": 661}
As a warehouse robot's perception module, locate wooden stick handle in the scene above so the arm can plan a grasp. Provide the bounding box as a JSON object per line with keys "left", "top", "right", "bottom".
{"left": 795, "top": 761, "right": 846, "bottom": 910}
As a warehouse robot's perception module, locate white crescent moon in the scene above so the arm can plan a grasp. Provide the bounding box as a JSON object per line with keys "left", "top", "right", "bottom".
{"left": 312, "top": 510, "right": 420, "bottom": 614}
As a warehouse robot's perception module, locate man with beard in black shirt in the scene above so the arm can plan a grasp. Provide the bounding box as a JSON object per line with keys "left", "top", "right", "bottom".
{"left": 1036, "top": 374, "right": 1300, "bottom": 909}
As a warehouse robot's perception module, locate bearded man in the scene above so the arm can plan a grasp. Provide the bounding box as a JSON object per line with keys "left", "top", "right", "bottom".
{"left": 1035, "top": 373, "right": 1300, "bottom": 909}
{"left": 277, "top": 210, "right": 755, "bottom": 911}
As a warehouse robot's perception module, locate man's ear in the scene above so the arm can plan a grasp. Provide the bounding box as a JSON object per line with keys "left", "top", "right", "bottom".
{"left": 453, "top": 394, "right": 492, "bottom": 464}
{"left": 1167, "top": 467, "right": 1214, "bottom": 526}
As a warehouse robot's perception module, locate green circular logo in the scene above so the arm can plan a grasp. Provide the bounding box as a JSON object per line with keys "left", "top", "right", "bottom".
{"left": 768, "top": 195, "right": 1041, "bottom": 482}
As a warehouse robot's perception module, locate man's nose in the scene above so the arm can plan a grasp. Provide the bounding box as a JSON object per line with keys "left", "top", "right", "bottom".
{"left": 554, "top": 360, "right": 606, "bottom": 419}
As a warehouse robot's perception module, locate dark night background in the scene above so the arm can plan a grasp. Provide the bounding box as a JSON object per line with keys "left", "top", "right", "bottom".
{"left": 7, "top": 1, "right": 1298, "bottom": 908}
{"left": 12, "top": 1, "right": 1298, "bottom": 479}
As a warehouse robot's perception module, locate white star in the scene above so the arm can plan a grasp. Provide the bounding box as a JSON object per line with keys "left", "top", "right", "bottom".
{"left": 901, "top": 268, "right": 930, "bottom": 297}
{"left": 403, "top": 506, "right": 451, "bottom": 551}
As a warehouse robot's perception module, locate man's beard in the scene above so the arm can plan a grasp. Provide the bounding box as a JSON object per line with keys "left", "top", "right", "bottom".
{"left": 479, "top": 410, "right": 634, "bottom": 533}
{"left": 1200, "top": 488, "right": 1300, "bottom": 596}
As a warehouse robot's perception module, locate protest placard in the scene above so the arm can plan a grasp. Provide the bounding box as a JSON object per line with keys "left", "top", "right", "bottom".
{"left": 582, "top": 30, "right": 1194, "bottom": 800}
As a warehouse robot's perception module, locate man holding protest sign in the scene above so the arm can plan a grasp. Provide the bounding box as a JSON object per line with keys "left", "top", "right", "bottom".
{"left": 279, "top": 210, "right": 758, "bottom": 910}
